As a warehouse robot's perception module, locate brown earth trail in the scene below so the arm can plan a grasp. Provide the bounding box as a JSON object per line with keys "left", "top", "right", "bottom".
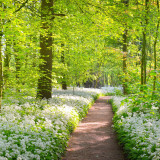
{"left": 62, "top": 96, "right": 126, "bottom": 160}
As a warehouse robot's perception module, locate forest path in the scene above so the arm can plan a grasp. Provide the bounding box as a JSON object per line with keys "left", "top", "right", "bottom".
{"left": 62, "top": 96, "right": 126, "bottom": 160}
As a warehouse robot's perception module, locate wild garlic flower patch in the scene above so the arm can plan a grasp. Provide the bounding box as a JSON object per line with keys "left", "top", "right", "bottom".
{"left": 112, "top": 96, "right": 129, "bottom": 115}
{"left": 0, "top": 88, "right": 103, "bottom": 160}
{"left": 112, "top": 96, "right": 160, "bottom": 160}
{"left": 52, "top": 87, "right": 103, "bottom": 99}
{"left": 101, "top": 86, "right": 123, "bottom": 95}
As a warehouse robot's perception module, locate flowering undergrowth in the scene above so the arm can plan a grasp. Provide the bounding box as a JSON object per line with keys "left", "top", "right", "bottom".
{"left": 0, "top": 88, "right": 103, "bottom": 160}
{"left": 112, "top": 96, "right": 160, "bottom": 160}
{"left": 101, "top": 86, "right": 123, "bottom": 96}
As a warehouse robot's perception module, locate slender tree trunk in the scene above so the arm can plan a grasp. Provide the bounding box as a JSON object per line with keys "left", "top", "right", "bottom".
{"left": 153, "top": 0, "right": 159, "bottom": 94}
{"left": 15, "top": 54, "right": 21, "bottom": 92}
{"left": 153, "top": 30, "right": 158, "bottom": 92}
{"left": 122, "top": 0, "right": 129, "bottom": 94}
{"left": 15, "top": 56, "right": 20, "bottom": 80}
{"left": 3, "top": 40, "right": 10, "bottom": 90}
{"left": 106, "top": 73, "right": 108, "bottom": 86}
{"left": 4, "top": 49, "right": 10, "bottom": 70}
{"left": 0, "top": 32, "right": 2, "bottom": 111}
{"left": 13, "top": 41, "right": 21, "bottom": 92}
{"left": 61, "top": 43, "right": 67, "bottom": 90}
{"left": 37, "top": 0, "right": 53, "bottom": 99}
{"left": 141, "top": 0, "right": 149, "bottom": 90}
{"left": 0, "top": 3, "right": 3, "bottom": 111}
{"left": 141, "top": 31, "right": 147, "bottom": 86}
{"left": 122, "top": 29, "right": 128, "bottom": 94}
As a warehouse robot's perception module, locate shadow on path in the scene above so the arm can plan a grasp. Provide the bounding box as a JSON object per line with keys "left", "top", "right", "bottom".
{"left": 62, "top": 96, "right": 126, "bottom": 160}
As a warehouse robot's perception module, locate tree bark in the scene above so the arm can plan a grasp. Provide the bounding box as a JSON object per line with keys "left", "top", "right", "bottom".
{"left": 15, "top": 54, "right": 21, "bottom": 91}
{"left": 61, "top": 43, "right": 67, "bottom": 90}
{"left": 0, "top": 32, "right": 2, "bottom": 111}
{"left": 122, "top": 0, "right": 129, "bottom": 94}
{"left": 37, "top": 0, "right": 53, "bottom": 99}
{"left": 141, "top": 0, "right": 149, "bottom": 90}
{"left": 0, "top": 3, "right": 3, "bottom": 111}
{"left": 141, "top": 31, "right": 146, "bottom": 86}
{"left": 3, "top": 40, "right": 10, "bottom": 90}
{"left": 122, "top": 29, "right": 128, "bottom": 94}
{"left": 153, "top": 0, "right": 159, "bottom": 93}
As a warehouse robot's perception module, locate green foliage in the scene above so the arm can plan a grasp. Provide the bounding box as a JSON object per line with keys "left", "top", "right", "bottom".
{"left": 0, "top": 0, "right": 160, "bottom": 98}
{"left": 122, "top": 84, "right": 160, "bottom": 114}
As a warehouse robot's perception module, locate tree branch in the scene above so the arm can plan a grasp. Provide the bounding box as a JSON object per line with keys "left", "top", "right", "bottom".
{"left": 15, "top": 0, "right": 28, "bottom": 13}
{"left": 53, "top": 13, "right": 66, "bottom": 16}
{"left": 50, "top": 14, "right": 66, "bottom": 20}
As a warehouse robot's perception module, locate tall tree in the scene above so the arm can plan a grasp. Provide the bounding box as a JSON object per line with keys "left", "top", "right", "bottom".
{"left": 141, "top": 0, "right": 149, "bottom": 89}
{"left": 0, "top": 2, "right": 3, "bottom": 111}
{"left": 37, "top": 0, "right": 53, "bottom": 99}
{"left": 122, "top": 0, "right": 129, "bottom": 94}
{"left": 153, "top": 0, "right": 159, "bottom": 93}
{"left": 3, "top": 40, "right": 10, "bottom": 89}
{"left": 0, "top": 31, "right": 2, "bottom": 111}
{"left": 61, "top": 43, "right": 67, "bottom": 90}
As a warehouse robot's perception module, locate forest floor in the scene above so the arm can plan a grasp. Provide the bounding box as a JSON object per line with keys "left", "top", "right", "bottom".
{"left": 62, "top": 96, "right": 126, "bottom": 160}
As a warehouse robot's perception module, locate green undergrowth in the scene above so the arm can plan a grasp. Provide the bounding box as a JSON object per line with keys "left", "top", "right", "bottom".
{"left": 0, "top": 88, "right": 103, "bottom": 160}
{"left": 111, "top": 96, "right": 160, "bottom": 160}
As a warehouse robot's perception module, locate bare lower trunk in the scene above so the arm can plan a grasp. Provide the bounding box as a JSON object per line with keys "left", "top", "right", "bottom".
{"left": 141, "top": 0, "right": 149, "bottom": 91}
{"left": 0, "top": 32, "right": 3, "bottom": 111}
{"left": 153, "top": 0, "right": 159, "bottom": 94}
{"left": 141, "top": 31, "right": 147, "bottom": 86}
{"left": 122, "top": 29, "right": 128, "bottom": 94}
{"left": 122, "top": 0, "right": 129, "bottom": 95}
{"left": 15, "top": 53, "right": 21, "bottom": 92}
{"left": 3, "top": 41, "right": 10, "bottom": 90}
{"left": 61, "top": 43, "right": 67, "bottom": 90}
{"left": 37, "top": 0, "right": 53, "bottom": 99}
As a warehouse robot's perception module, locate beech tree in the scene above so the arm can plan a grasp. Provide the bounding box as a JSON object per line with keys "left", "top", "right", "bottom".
{"left": 0, "top": 20, "right": 2, "bottom": 111}
{"left": 37, "top": 0, "right": 53, "bottom": 99}
{"left": 153, "top": 0, "right": 160, "bottom": 94}
{"left": 122, "top": 0, "right": 129, "bottom": 94}
{"left": 140, "top": 0, "right": 149, "bottom": 89}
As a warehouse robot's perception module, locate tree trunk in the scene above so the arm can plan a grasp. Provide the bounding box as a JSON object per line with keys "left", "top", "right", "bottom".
{"left": 122, "top": 29, "right": 128, "bottom": 94}
{"left": 153, "top": 0, "right": 159, "bottom": 94}
{"left": 37, "top": 0, "right": 53, "bottom": 99}
{"left": 0, "top": 3, "right": 3, "bottom": 111}
{"left": 122, "top": 0, "right": 129, "bottom": 94}
{"left": 0, "top": 32, "right": 2, "bottom": 111}
{"left": 141, "top": 0, "right": 149, "bottom": 90}
{"left": 141, "top": 31, "right": 147, "bottom": 86}
{"left": 61, "top": 43, "right": 67, "bottom": 90}
{"left": 3, "top": 40, "right": 10, "bottom": 90}
{"left": 15, "top": 54, "right": 21, "bottom": 92}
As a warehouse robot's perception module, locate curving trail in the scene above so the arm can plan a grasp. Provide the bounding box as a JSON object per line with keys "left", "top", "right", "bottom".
{"left": 62, "top": 96, "right": 126, "bottom": 160}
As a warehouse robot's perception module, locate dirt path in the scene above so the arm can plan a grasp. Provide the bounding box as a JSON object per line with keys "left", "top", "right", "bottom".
{"left": 62, "top": 96, "right": 125, "bottom": 160}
